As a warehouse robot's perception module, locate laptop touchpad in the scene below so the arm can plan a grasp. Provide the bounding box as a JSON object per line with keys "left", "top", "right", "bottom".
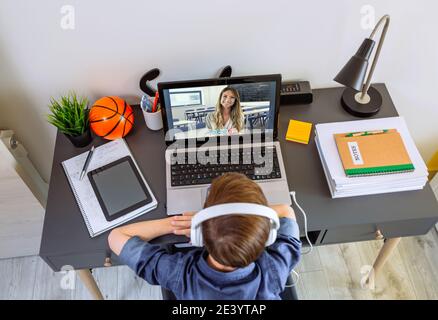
{"left": 167, "top": 188, "right": 203, "bottom": 215}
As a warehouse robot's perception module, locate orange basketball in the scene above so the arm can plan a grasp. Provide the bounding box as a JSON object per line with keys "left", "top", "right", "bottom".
{"left": 89, "top": 96, "right": 134, "bottom": 140}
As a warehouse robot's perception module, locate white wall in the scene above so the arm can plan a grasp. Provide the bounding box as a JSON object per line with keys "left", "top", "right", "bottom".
{"left": 0, "top": 0, "right": 437, "bottom": 182}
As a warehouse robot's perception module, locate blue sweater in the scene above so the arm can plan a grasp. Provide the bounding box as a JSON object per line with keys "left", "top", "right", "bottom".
{"left": 119, "top": 217, "right": 301, "bottom": 300}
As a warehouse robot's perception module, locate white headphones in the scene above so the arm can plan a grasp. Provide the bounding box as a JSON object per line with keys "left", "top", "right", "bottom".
{"left": 190, "top": 203, "right": 280, "bottom": 247}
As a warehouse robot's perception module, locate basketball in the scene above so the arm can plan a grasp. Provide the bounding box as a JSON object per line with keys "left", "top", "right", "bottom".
{"left": 89, "top": 96, "right": 134, "bottom": 140}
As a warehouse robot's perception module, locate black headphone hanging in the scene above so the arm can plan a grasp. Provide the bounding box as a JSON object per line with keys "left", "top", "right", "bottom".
{"left": 219, "top": 65, "right": 232, "bottom": 78}
{"left": 139, "top": 66, "right": 232, "bottom": 97}
{"left": 139, "top": 68, "right": 160, "bottom": 97}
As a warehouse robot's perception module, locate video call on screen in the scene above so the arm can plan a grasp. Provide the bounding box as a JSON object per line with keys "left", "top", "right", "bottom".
{"left": 162, "top": 81, "right": 277, "bottom": 139}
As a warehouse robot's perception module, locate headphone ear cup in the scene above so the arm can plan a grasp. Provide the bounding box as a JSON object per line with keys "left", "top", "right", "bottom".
{"left": 197, "top": 231, "right": 204, "bottom": 247}
{"left": 191, "top": 225, "right": 203, "bottom": 247}
{"left": 265, "top": 229, "right": 277, "bottom": 247}
{"left": 265, "top": 219, "right": 278, "bottom": 247}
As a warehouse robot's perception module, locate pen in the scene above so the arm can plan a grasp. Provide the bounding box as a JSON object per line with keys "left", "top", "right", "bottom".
{"left": 141, "top": 95, "right": 151, "bottom": 112}
{"left": 152, "top": 91, "right": 159, "bottom": 113}
{"left": 345, "top": 129, "right": 388, "bottom": 137}
{"left": 80, "top": 145, "right": 95, "bottom": 180}
{"left": 146, "top": 98, "right": 153, "bottom": 112}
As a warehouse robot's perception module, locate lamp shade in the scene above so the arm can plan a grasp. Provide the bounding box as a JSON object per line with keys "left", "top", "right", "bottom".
{"left": 334, "top": 38, "right": 375, "bottom": 91}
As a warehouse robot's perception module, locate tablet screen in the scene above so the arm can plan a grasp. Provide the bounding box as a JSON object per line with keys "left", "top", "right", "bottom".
{"left": 88, "top": 157, "right": 151, "bottom": 220}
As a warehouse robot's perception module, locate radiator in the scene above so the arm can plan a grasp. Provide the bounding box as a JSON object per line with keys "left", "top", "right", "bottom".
{"left": 0, "top": 130, "right": 48, "bottom": 206}
{"left": 0, "top": 130, "right": 46, "bottom": 258}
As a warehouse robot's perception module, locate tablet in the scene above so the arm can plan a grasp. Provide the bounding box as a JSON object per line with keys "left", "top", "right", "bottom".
{"left": 88, "top": 156, "right": 153, "bottom": 221}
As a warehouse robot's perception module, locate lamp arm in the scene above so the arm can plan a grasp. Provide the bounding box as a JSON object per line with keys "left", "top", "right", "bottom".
{"left": 361, "top": 15, "right": 390, "bottom": 99}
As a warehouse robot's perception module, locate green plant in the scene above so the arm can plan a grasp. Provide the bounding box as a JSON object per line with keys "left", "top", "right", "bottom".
{"left": 47, "top": 92, "right": 89, "bottom": 136}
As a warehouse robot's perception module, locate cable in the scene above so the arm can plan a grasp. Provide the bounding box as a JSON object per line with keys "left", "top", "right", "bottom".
{"left": 285, "top": 269, "right": 300, "bottom": 287}
{"left": 282, "top": 191, "right": 312, "bottom": 289}
{"left": 284, "top": 191, "right": 312, "bottom": 288}
{"left": 290, "top": 191, "right": 313, "bottom": 255}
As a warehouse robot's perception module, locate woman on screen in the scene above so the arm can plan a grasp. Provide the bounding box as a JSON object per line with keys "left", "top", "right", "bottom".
{"left": 205, "top": 87, "right": 245, "bottom": 134}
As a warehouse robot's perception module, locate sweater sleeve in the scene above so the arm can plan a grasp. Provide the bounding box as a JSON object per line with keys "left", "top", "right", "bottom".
{"left": 118, "top": 236, "right": 184, "bottom": 292}
{"left": 263, "top": 218, "right": 302, "bottom": 290}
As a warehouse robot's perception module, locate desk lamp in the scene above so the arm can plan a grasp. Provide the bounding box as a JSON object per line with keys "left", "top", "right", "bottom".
{"left": 334, "top": 14, "right": 390, "bottom": 117}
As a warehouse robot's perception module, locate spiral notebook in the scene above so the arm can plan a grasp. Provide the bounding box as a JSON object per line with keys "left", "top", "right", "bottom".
{"left": 62, "top": 139, "right": 157, "bottom": 238}
{"left": 334, "top": 129, "right": 415, "bottom": 177}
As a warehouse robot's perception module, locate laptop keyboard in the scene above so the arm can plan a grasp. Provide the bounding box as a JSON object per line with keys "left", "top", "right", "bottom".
{"left": 170, "top": 147, "right": 282, "bottom": 187}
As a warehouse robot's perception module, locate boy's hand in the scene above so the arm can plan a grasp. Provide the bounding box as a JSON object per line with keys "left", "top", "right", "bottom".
{"left": 171, "top": 211, "right": 196, "bottom": 237}
{"left": 270, "top": 204, "right": 296, "bottom": 220}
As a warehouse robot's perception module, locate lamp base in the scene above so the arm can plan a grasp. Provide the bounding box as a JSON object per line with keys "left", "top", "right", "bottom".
{"left": 341, "top": 86, "right": 382, "bottom": 118}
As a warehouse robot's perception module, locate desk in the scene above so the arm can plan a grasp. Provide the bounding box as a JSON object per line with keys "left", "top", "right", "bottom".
{"left": 40, "top": 84, "right": 438, "bottom": 299}
{"left": 173, "top": 119, "right": 197, "bottom": 130}
{"left": 243, "top": 107, "right": 270, "bottom": 116}
{"left": 244, "top": 107, "right": 270, "bottom": 128}
{"left": 184, "top": 108, "right": 214, "bottom": 121}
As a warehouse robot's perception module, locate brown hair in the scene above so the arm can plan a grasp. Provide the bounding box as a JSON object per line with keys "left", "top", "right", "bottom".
{"left": 202, "top": 173, "right": 270, "bottom": 268}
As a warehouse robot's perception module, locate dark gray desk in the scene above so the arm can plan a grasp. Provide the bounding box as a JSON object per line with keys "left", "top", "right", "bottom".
{"left": 40, "top": 84, "right": 438, "bottom": 299}
{"left": 279, "top": 84, "right": 438, "bottom": 244}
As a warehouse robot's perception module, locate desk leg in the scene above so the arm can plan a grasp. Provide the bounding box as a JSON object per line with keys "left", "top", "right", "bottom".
{"left": 366, "top": 237, "right": 401, "bottom": 284}
{"left": 76, "top": 269, "right": 104, "bottom": 300}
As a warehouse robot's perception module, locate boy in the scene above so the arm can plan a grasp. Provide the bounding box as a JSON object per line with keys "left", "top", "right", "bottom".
{"left": 108, "top": 173, "right": 301, "bottom": 299}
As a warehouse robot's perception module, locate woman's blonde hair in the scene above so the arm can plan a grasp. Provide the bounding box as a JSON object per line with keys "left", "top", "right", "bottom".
{"left": 213, "top": 87, "right": 244, "bottom": 132}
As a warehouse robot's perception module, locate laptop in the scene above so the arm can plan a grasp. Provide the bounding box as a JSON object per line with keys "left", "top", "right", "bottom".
{"left": 158, "top": 74, "right": 291, "bottom": 215}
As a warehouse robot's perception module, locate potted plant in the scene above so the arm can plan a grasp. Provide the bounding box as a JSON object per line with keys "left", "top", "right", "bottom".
{"left": 47, "top": 92, "right": 92, "bottom": 148}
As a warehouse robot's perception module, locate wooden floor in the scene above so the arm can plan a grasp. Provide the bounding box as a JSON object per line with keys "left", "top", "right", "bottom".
{"left": 1, "top": 229, "right": 437, "bottom": 300}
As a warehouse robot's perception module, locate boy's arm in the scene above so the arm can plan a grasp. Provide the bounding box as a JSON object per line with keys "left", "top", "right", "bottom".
{"left": 269, "top": 204, "right": 296, "bottom": 220}
{"left": 108, "top": 218, "right": 172, "bottom": 255}
{"left": 108, "top": 205, "right": 294, "bottom": 256}
{"left": 108, "top": 213, "right": 194, "bottom": 255}
{"left": 269, "top": 204, "right": 299, "bottom": 240}
{"left": 266, "top": 204, "right": 301, "bottom": 290}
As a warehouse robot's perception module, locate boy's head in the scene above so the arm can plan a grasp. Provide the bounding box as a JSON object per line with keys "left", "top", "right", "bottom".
{"left": 202, "top": 173, "right": 271, "bottom": 268}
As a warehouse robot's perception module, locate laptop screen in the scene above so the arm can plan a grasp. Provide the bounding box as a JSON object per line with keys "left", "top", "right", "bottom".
{"left": 158, "top": 74, "right": 281, "bottom": 142}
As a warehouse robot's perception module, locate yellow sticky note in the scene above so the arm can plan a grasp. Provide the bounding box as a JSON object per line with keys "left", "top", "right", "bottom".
{"left": 286, "top": 119, "right": 312, "bottom": 144}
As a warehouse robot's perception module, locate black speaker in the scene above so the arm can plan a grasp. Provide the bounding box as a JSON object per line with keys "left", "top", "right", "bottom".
{"left": 280, "top": 81, "right": 313, "bottom": 105}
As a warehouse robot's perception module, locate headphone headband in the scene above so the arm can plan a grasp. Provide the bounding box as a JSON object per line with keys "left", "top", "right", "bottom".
{"left": 191, "top": 203, "right": 280, "bottom": 247}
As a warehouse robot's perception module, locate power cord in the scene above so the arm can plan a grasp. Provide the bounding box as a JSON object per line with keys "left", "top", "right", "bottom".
{"left": 285, "top": 269, "right": 300, "bottom": 288}
{"left": 290, "top": 191, "right": 313, "bottom": 255}
{"left": 284, "top": 191, "right": 312, "bottom": 288}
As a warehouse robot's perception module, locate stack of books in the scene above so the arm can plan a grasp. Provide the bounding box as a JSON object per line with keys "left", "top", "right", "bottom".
{"left": 315, "top": 117, "right": 428, "bottom": 198}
